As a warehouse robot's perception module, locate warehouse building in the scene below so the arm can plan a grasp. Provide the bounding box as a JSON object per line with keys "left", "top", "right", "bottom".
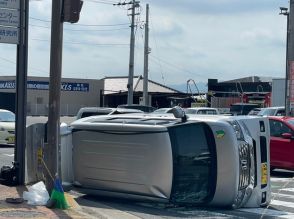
{"left": 0, "top": 75, "right": 183, "bottom": 116}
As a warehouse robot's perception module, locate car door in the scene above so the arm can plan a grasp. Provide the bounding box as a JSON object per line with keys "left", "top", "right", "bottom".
{"left": 269, "top": 119, "right": 294, "bottom": 169}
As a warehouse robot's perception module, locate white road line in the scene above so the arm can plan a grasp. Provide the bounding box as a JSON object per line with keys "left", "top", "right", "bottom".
{"left": 239, "top": 208, "right": 294, "bottom": 219}
{"left": 270, "top": 200, "right": 294, "bottom": 208}
{"left": 3, "top": 154, "right": 14, "bottom": 157}
{"left": 271, "top": 178, "right": 294, "bottom": 182}
{"left": 271, "top": 193, "right": 294, "bottom": 199}
{"left": 280, "top": 188, "right": 294, "bottom": 192}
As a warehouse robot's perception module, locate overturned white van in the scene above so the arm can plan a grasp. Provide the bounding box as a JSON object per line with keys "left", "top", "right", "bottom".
{"left": 70, "top": 107, "right": 270, "bottom": 208}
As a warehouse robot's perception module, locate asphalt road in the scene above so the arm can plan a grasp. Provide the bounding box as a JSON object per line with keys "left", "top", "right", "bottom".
{"left": 71, "top": 170, "right": 294, "bottom": 219}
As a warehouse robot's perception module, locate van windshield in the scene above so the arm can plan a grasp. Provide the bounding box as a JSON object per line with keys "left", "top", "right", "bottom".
{"left": 168, "top": 122, "right": 217, "bottom": 204}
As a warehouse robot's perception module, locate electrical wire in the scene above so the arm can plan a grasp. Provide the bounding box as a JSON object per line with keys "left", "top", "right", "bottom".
{"left": 29, "top": 17, "right": 130, "bottom": 27}
{"left": 149, "top": 13, "right": 165, "bottom": 85}
{"left": 31, "top": 38, "right": 129, "bottom": 46}
{"left": 83, "top": 0, "right": 117, "bottom": 5}
{"left": 29, "top": 24, "right": 129, "bottom": 32}
{"left": 0, "top": 56, "right": 48, "bottom": 74}
{"left": 149, "top": 54, "right": 207, "bottom": 79}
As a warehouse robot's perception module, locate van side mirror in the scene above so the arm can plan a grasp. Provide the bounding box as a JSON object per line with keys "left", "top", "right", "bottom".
{"left": 281, "top": 133, "right": 293, "bottom": 139}
{"left": 171, "top": 106, "right": 187, "bottom": 122}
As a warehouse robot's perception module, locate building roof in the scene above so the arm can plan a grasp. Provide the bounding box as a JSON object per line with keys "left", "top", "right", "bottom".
{"left": 221, "top": 76, "right": 278, "bottom": 83}
{"left": 102, "top": 76, "right": 181, "bottom": 95}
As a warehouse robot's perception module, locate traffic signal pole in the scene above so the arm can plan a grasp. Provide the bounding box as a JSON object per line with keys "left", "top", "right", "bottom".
{"left": 44, "top": 0, "right": 64, "bottom": 192}
{"left": 45, "top": 0, "right": 83, "bottom": 192}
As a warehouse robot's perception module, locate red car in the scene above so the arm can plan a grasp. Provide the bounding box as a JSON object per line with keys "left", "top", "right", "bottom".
{"left": 269, "top": 116, "right": 294, "bottom": 171}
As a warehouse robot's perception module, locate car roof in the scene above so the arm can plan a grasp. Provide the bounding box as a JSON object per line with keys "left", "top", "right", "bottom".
{"left": 268, "top": 116, "right": 293, "bottom": 121}
{"left": 231, "top": 103, "right": 259, "bottom": 106}
{"left": 186, "top": 107, "right": 218, "bottom": 110}
{"left": 262, "top": 106, "right": 284, "bottom": 110}
{"left": 71, "top": 112, "right": 236, "bottom": 129}
{"left": 0, "top": 109, "right": 14, "bottom": 113}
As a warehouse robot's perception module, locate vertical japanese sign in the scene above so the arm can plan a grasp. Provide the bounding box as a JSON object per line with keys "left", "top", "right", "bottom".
{"left": 289, "top": 61, "right": 294, "bottom": 109}
{"left": 0, "top": 0, "right": 20, "bottom": 44}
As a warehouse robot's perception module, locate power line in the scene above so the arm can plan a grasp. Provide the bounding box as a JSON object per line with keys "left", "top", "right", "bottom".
{"left": 29, "top": 17, "right": 130, "bottom": 27}
{"left": 149, "top": 55, "right": 207, "bottom": 79}
{"left": 149, "top": 15, "right": 165, "bottom": 85}
{"left": 0, "top": 56, "right": 48, "bottom": 74}
{"left": 83, "top": 0, "right": 117, "bottom": 5}
{"left": 29, "top": 23, "right": 129, "bottom": 32}
{"left": 31, "top": 38, "right": 129, "bottom": 46}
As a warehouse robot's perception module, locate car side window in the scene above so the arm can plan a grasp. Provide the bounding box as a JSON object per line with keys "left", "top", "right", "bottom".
{"left": 269, "top": 120, "right": 292, "bottom": 137}
{"left": 276, "top": 110, "right": 285, "bottom": 116}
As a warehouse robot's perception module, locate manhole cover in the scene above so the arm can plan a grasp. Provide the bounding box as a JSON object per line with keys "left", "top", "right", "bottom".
{"left": 0, "top": 210, "right": 46, "bottom": 218}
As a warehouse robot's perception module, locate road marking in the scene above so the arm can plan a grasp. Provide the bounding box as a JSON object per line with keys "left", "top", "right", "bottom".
{"left": 271, "top": 193, "right": 294, "bottom": 199}
{"left": 280, "top": 188, "right": 294, "bottom": 192}
{"left": 270, "top": 200, "right": 294, "bottom": 208}
{"left": 3, "top": 154, "right": 14, "bottom": 157}
{"left": 271, "top": 178, "right": 294, "bottom": 182}
{"left": 239, "top": 208, "right": 294, "bottom": 218}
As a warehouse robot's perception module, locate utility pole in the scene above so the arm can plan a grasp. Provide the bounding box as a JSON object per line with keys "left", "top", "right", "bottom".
{"left": 44, "top": 0, "right": 64, "bottom": 193}
{"left": 143, "top": 4, "right": 149, "bottom": 106}
{"left": 288, "top": 0, "right": 294, "bottom": 115}
{"left": 127, "top": 0, "right": 140, "bottom": 105}
{"left": 114, "top": 1, "right": 140, "bottom": 105}
{"left": 280, "top": 6, "right": 291, "bottom": 116}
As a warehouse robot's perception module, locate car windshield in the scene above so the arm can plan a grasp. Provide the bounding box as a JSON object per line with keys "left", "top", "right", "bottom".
{"left": 185, "top": 109, "right": 197, "bottom": 114}
{"left": 258, "top": 108, "right": 276, "bottom": 116}
{"left": 0, "top": 111, "right": 15, "bottom": 122}
{"left": 153, "top": 108, "right": 172, "bottom": 113}
{"left": 168, "top": 123, "right": 216, "bottom": 204}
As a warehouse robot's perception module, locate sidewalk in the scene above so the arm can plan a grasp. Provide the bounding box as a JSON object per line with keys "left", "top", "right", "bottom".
{"left": 0, "top": 183, "right": 98, "bottom": 219}
{"left": 0, "top": 184, "right": 142, "bottom": 219}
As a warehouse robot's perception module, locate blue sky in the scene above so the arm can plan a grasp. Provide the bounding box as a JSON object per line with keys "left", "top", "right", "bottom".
{"left": 0, "top": 0, "right": 289, "bottom": 92}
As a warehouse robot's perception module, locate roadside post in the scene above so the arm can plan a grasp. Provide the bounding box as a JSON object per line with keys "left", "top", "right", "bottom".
{"left": 45, "top": 0, "right": 83, "bottom": 193}
{"left": 0, "top": 0, "right": 28, "bottom": 185}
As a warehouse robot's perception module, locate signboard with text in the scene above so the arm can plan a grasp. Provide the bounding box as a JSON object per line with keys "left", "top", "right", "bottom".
{"left": 0, "top": 0, "right": 19, "bottom": 44}
{"left": 0, "top": 80, "right": 90, "bottom": 92}
{"left": 0, "top": 26, "right": 18, "bottom": 44}
{"left": 0, "top": 8, "right": 20, "bottom": 27}
{"left": 0, "top": 0, "right": 20, "bottom": 10}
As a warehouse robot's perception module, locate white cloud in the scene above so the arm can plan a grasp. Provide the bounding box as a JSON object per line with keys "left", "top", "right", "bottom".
{"left": 0, "top": 0, "right": 289, "bottom": 86}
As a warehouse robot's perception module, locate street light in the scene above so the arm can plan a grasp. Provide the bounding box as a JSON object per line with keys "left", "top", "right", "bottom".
{"left": 279, "top": 6, "right": 290, "bottom": 116}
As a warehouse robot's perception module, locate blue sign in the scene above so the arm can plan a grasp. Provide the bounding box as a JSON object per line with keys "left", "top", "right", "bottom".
{"left": 0, "top": 80, "right": 89, "bottom": 92}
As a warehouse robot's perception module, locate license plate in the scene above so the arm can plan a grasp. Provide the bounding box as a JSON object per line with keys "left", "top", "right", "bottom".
{"left": 8, "top": 136, "right": 15, "bottom": 144}
{"left": 261, "top": 163, "right": 268, "bottom": 185}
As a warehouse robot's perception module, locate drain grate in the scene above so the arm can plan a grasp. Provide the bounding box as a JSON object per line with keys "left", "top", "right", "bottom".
{"left": 0, "top": 210, "right": 46, "bottom": 218}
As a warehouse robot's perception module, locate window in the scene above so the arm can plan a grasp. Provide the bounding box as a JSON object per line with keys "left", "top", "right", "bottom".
{"left": 36, "top": 97, "right": 43, "bottom": 104}
{"left": 168, "top": 123, "right": 217, "bottom": 204}
{"left": 269, "top": 120, "right": 292, "bottom": 137}
{"left": 276, "top": 109, "right": 285, "bottom": 116}
{"left": 0, "top": 111, "right": 15, "bottom": 122}
{"left": 197, "top": 110, "right": 217, "bottom": 115}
